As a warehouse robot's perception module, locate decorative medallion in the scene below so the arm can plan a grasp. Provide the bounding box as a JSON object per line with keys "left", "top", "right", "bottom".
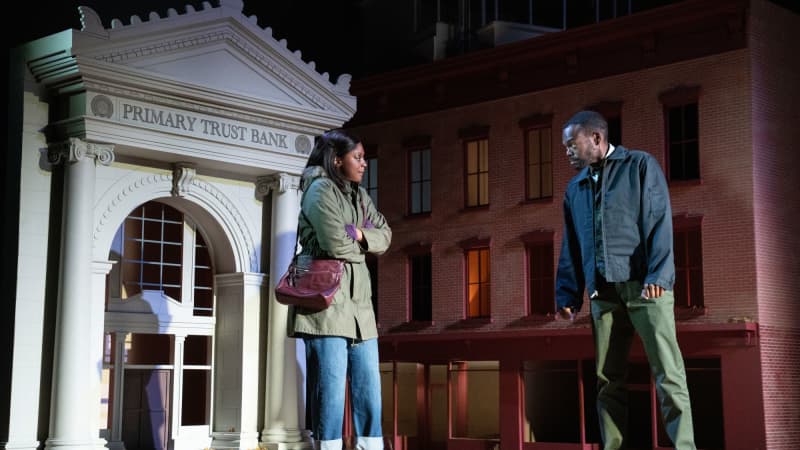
{"left": 294, "top": 135, "right": 312, "bottom": 155}
{"left": 90, "top": 95, "right": 114, "bottom": 118}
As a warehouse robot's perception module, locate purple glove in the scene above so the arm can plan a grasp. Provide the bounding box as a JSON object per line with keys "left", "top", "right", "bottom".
{"left": 345, "top": 224, "right": 358, "bottom": 241}
{"left": 362, "top": 218, "right": 375, "bottom": 229}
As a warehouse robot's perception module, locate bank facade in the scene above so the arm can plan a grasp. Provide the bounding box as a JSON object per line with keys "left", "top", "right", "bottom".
{"left": 4, "top": 1, "right": 354, "bottom": 448}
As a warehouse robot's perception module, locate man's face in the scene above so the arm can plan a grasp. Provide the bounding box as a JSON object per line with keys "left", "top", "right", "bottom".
{"left": 562, "top": 124, "right": 603, "bottom": 170}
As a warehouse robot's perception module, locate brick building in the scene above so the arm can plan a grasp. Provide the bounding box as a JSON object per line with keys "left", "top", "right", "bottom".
{"left": 345, "top": 1, "right": 799, "bottom": 449}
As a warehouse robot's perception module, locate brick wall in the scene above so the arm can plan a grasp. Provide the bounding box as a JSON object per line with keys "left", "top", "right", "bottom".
{"left": 750, "top": 1, "right": 800, "bottom": 448}
{"left": 350, "top": 45, "right": 758, "bottom": 334}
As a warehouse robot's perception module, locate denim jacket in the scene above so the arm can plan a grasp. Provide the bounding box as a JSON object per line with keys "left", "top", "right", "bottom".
{"left": 556, "top": 146, "right": 675, "bottom": 311}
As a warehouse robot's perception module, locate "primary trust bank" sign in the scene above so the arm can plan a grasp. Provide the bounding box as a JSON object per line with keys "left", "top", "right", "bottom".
{"left": 88, "top": 93, "right": 313, "bottom": 156}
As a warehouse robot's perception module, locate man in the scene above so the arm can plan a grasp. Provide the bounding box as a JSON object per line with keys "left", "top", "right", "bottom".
{"left": 556, "top": 110, "right": 695, "bottom": 450}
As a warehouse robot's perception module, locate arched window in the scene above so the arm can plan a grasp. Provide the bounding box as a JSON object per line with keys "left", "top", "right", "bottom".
{"left": 108, "top": 200, "right": 214, "bottom": 316}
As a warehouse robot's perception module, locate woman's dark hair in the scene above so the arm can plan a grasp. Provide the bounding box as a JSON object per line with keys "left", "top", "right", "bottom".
{"left": 305, "top": 128, "right": 362, "bottom": 190}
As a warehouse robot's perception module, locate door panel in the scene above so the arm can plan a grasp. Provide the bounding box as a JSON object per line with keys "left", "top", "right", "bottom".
{"left": 122, "top": 369, "right": 171, "bottom": 450}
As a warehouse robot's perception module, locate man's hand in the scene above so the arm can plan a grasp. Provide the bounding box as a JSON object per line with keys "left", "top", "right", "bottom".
{"left": 558, "top": 307, "right": 576, "bottom": 322}
{"left": 641, "top": 283, "right": 665, "bottom": 299}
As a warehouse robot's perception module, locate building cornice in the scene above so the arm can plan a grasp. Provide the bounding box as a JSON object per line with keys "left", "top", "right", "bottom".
{"left": 349, "top": 0, "right": 748, "bottom": 126}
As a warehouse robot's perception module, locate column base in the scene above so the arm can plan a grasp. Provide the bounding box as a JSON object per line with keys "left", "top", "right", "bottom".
{"left": 210, "top": 431, "right": 261, "bottom": 449}
{"left": 44, "top": 437, "right": 107, "bottom": 450}
{"left": 260, "top": 428, "right": 312, "bottom": 450}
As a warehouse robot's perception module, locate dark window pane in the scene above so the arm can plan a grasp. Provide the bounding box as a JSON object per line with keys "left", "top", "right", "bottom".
{"left": 668, "top": 107, "right": 683, "bottom": 141}
{"left": 182, "top": 369, "right": 210, "bottom": 425}
{"left": 184, "top": 335, "right": 211, "bottom": 365}
{"left": 141, "top": 263, "right": 161, "bottom": 285}
{"left": 163, "top": 243, "right": 182, "bottom": 264}
{"left": 684, "top": 103, "right": 698, "bottom": 139}
{"left": 163, "top": 286, "right": 181, "bottom": 301}
{"left": 143, "top": 203, "right": 163, "bottom": 220}
{"left": 670, "top": 143, "right": 684, "bottom": 179}
{"left": 163, "top": 222, "right": 182, "bottom": 243}
{"left": 684, "top": 141, "right": 700, "bottom": 179}
{"left": 125, "top": 218, "right": 142, "bottom": 239}
{"left": 162, "top": 265, "right": 182, "bottom": 286}
{"left": 142, "top": 242, "right": 162, "bottom": 262}
{"left": 127, "top": 333, "right": 173, "bottom": 364}
{"left": 607, "top": 116, "right": 621, "bottom": 145}
{"left": 143, "top": 220, "right": 162, "bottom": 241}
{"left": 411, "top": 253, "right": 432, "bottom": 322}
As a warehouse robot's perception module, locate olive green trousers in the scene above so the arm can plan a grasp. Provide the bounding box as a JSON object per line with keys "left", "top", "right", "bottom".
{"left": 590, "top": 280, "right": 696, "bottom": 450}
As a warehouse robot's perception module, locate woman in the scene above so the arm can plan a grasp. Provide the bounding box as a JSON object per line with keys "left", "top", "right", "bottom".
{"left": 289, "top": 129, "right": 392, "bottom": 450}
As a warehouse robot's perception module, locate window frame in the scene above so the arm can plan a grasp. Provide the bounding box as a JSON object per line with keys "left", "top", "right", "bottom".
{"left": 361, "top": 144, "right": 379, "bottom": 207}
{"left": 459, "top": 125, "right": 490, "bottom": 209}
{"left": 407, "top": 244, "right": 433, "bottom": 323}
{"left": 519, "top": 114, "right": 554, "bottom": 202}
{"left": 404, "top": 135, "right": 433, "bottom": 216}
{"left": 521, "top": 230, "right": 555, "bottom": 316}
{"left": 460, "top": 237, "right": 491, "bottom": 319}
{"left": 673, "top": 214, "right": 705, "bottom": 310}
{"left": 660, "top": 86, "right": 701, "bottom": 183}
{"left": 585, "top": 101, "right": 622, "bottom": 146}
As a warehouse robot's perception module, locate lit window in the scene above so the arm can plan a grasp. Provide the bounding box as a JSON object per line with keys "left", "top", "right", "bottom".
{"left": 466, "top": 248, "right": 490, "bottom": 318}
{"left": 465, "top": 138, "right": 489, "bottom": 207}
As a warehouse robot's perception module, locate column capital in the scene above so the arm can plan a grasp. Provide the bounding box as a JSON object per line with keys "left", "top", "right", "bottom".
{"left": 92, "top": 260, "right": 116, "bottom": 276}
{"left": 171, "top": 162, "right": 197, "bottom": 197}
{"left": 215, "top": 272, "right": 269, "bottom": 288}
{"left": 47, "top": 137, "right": 115, "bottom": 166}
{"left": 256, "top": 173, "right": 300, "bottom": 199}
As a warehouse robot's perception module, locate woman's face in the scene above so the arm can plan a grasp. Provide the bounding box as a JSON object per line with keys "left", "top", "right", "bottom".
{"left": 336, "top": 143, "right": 367, "bottom": 183}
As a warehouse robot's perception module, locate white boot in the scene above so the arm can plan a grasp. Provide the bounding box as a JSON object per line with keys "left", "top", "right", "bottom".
{"left": 355, "top": 436, "right": 384, "bottom": 450}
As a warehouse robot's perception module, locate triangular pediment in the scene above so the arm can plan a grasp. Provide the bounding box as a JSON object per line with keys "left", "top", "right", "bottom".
{"left": 71, "top": 1, "right": 355, "bottom": 119}
{"left": 129, "top": 44, "right": 301, "bottom": 106}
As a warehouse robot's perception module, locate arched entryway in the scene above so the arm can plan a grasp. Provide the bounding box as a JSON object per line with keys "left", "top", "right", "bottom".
{"left": 102, "top": 199, "right": 220, "bottom": 449}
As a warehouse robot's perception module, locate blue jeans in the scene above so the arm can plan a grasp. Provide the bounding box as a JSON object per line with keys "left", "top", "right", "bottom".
{"left": 304, "top": 337, "right": 383, "bottom": 450}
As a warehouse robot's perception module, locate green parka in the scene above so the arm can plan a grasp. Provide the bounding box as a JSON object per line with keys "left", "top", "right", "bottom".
{"left": 288, "top": 166, "right": 392, "bottom": 340}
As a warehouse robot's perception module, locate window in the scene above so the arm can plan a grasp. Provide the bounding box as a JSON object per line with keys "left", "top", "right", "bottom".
{"left": 120, "top": 202, "right": 184, "bottom": 300}
{"left": 182, "top": 335, "right": 212, "bottom": 426}
{"left": 465, "top": 247, "right": 490, "bottom": 318}
{"left": 524, "top": 127, "right": 553, "bottom": 200}
{"left": 464, "top": 137, "right": 489, "bottom": 207}
{"left": 362, "top": 149, "right": 379, "bottom": 206}
{"left": 527, "top": 241, "right": 555, "bottom": 315}
{"left": 410, "top": 252, "right": 432, "bottom": 321}
{"left": 673, "top": 215, "right": 704, "bottom": 308}
{"left": 586, "top": 101, "right": 622, "bottom": 146}
{"left": 409, "top": 147, "right": 432, "bottom": 214}
{"left": 110, "top": 200, "right": 215, "bottom": 316}
{"left": 660, "top": 86, "right": 700, "bottom": 181}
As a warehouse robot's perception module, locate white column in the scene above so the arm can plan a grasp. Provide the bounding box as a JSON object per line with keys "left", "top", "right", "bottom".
{"left": 210, "top": 272, "right": 268, "bottom": 449}
{"left": 45, "top": 138, "right": 114, "bottom": 450}
{"left": 258, "top": 173, "right": 312, "bottom": 450}
{"left": 172, "top": 334, "right": 187, "bottom": 440}
{"left": 91, "top": 261, "right": 114, "bottom": 435}
{"left": 106, "top": 332, "right": 127, "bottom": 450}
